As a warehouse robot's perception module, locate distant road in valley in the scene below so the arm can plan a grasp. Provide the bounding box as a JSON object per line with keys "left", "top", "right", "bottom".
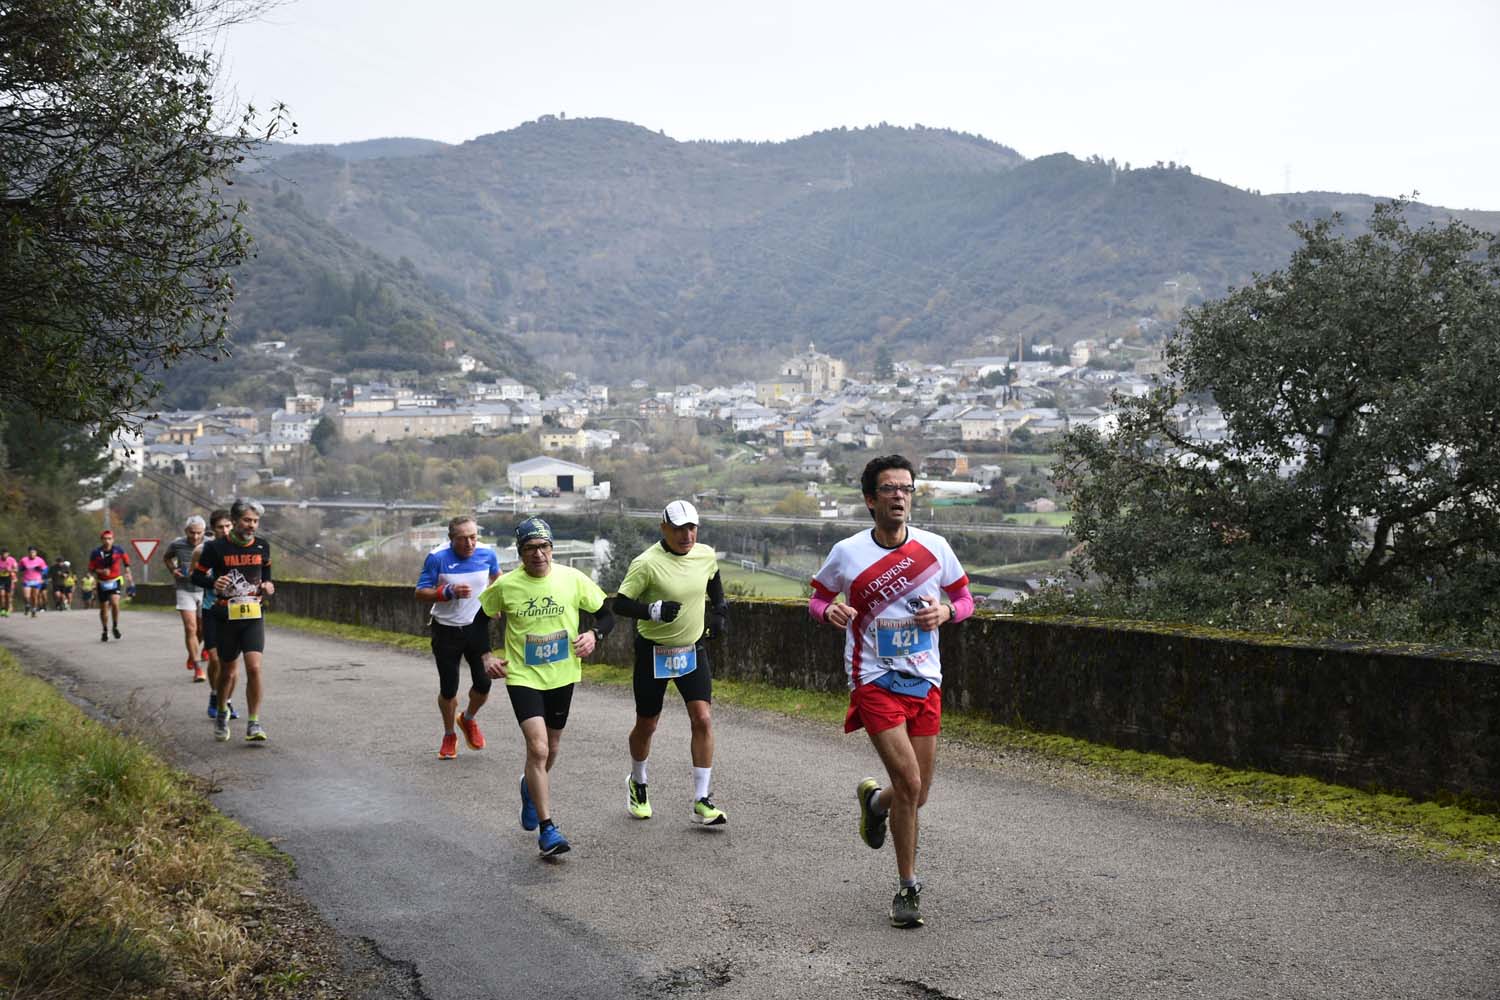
{"left": 256, "top": 496, "right": 1068, "bottom": 536}
{"left": 617, "top": 507, "right": 1067, "bottom": 536}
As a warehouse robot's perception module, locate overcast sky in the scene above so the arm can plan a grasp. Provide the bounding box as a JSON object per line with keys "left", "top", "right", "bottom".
{"left": 218, "top": 0, "right": 1500, "bottom": 210}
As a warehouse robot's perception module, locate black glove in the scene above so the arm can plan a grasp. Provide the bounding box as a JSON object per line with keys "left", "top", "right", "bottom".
{"left": 650, "top": 600, "right": 682, "bottom": 623}
{"left": 705, "top": 607, "right": 728, "bottom": 640}
{"left": 126, "top": 585, "right": 137, "bottom": 598}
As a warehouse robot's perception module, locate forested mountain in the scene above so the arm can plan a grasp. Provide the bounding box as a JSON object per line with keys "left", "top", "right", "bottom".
{"left": 252, "top": 136, "right": 452, "bottom": 163}
{"left": 228, "top": 116, "right": 1498, "bottom": 385}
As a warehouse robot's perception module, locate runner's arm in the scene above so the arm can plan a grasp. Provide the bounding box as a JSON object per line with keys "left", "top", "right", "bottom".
{"left": 589, "top": 600, "right": 616, "bottom": 639}
{"left": 414, "top": 552, "right": 446, "bottom": 604}
{"left": 705, "top": 571, "right": 728, "bottom": 638}
{"left": 942, "top": 582, "right": 975, "bottom": 624}
{"left": 189, "top": 551, "right": 216, "bottom": 590}
{"left": 809, "top": 580, "right": 855, "bottom": 629}
{"left": 706, "top": 570, "right": 726, "bottom": 609}
{"left": 610, "top": 593, "right": 681, "bottom": 622}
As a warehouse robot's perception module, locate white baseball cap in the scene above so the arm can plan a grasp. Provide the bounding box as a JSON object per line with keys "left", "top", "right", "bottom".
{"left": 663, "top": 500, "right": 700, "bottom": 527}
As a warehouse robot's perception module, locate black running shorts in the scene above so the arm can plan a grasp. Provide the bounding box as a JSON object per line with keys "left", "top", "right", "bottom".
{"left": 217, "top": 617, "right": 265, "bottom": 662}
{"left": 506, "top": 683, "right": 574, "bottom": 730}
{"left": 631, "top": 632, "right": 712, "bottom": 718}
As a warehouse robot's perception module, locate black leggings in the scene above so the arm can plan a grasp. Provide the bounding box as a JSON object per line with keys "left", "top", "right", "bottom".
{"left": 431, "top": 618, "right": 494, "bottom": 700}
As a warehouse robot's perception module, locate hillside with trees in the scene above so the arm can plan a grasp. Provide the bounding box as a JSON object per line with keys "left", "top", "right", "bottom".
{"left": 1052, "top": 203, "right": 1500, "bottom": 646}
{"left": 228, "top": 116, "right": 1499, "bottom": 386}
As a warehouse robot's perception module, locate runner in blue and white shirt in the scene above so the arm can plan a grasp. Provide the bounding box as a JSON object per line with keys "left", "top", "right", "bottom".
{"left": 415, "top": 515, "right": 502, "bottom": 759}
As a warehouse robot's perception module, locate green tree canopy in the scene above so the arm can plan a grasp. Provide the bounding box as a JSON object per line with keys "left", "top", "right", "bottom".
{"left": 0, "top": 0, "right": 289, "bottom": 435}
{"left": 1056, "top": 202, "right": 1500, "bottom": 631}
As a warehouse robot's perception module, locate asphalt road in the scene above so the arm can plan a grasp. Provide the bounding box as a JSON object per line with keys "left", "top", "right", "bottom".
{"left": 3, "top": 610, "right": 1496, "bottom": 1000}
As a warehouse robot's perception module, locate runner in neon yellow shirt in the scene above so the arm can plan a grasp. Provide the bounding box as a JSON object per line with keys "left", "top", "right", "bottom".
{"left": 478, "top": 517, "right": 614, "bottom": 857}
{"left": 611, "top": 500, "right": 730, "bottom": 826}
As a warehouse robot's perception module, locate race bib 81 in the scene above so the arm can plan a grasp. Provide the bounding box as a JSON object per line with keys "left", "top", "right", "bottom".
{"left": 228, "top": 598, "right": 262, "bottom": 621}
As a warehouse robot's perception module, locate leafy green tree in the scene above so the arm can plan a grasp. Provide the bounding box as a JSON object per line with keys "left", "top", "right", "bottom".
{"left": 1056, "top": 202, "right": 1500, "bottom": 624}
{"left": 772, "top": 489, "right": 819, "bottom": 517}
{"left": 311, "top": 416, "right": 340, "bottom": 456}
{"left": 980, "top": 366, "right": 1014, "bottom": 389}
{"left": 2, "top": 406, "right": 116, "bottom": 499}
{"left": 0, "top": 0, "right": 289, "bottom": 435}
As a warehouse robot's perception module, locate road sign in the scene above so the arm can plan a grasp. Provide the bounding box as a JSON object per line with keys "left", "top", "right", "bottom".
{"left": 131, "top": 538, "right": 160, "bottom": 563}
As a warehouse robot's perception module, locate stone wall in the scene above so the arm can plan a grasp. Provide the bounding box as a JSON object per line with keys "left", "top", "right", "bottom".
{"left": 134, "top": 583, "right": 1500, "bottom": 802}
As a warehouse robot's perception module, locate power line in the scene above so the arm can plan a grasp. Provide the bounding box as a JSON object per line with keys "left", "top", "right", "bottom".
{"left": 136, "top": 467, "right": 344, "bottom": 571}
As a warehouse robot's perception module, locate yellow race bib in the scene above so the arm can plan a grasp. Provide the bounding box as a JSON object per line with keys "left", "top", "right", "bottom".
{"left": 227, "top": 598, "right": 263, "bottom": 621}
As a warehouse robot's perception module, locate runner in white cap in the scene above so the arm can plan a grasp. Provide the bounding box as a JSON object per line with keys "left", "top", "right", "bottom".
{"left": 610, "top": 499, "right": 731, "bottom": 825}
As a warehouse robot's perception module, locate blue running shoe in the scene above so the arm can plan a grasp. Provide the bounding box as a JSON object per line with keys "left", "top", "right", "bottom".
{"left": 207, "top": 692, "right": 219, "bottom": 719}
{"left": 537, "top": 823, "right": 570, "bottom": 857}
{"left": 520, "top": 776, "right": 538, "bottom": 831}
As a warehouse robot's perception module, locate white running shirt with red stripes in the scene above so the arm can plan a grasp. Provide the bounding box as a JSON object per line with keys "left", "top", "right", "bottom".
{"left": 810, "top": 526, "right": 969, "bottom": 690}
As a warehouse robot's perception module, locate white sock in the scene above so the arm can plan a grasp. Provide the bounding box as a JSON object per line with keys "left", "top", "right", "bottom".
{"left": 693, "top": 766, "right": 712, "bottom": 800}
{"left": 631, "top": 758, "right": 648, "bottom": 785}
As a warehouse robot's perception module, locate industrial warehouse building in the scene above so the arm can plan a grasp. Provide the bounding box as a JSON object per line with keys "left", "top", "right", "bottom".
{"left": 506, "top": 456, "right": 596, "bottom": 494}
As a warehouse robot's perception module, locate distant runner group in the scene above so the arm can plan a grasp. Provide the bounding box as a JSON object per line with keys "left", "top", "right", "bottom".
{"left": 0, "top": 542, "right": 123, "bottom": 620}
{"left": 3, "top": 454, "right": 970, "bottom": 929}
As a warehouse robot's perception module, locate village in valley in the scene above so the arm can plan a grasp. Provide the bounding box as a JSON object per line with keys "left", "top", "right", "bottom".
{"left": 102, "top": 330, "right": 1227, "bottom": 598}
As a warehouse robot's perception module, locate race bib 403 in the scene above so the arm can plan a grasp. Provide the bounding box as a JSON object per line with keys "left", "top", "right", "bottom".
{"left": 652, "top": 645, "right": 697, "bottom": 679}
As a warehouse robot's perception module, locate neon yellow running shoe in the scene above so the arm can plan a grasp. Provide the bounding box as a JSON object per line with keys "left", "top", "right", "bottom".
{"left": 627, "top": 778, "right": 652, "bottom": 819}
{"left": 692, "top": 795, "right": 727, "bottom": 826}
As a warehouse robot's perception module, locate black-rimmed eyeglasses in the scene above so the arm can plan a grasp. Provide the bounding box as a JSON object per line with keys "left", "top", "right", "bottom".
{"left": 875, "top": 484, "right": 916, "bottom": 496}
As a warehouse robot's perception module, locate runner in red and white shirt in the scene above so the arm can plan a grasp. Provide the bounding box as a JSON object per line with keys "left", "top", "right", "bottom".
{"left": 89, "top": 530, "right": 134, "bottom": 641}
{"left": 809, "top": 454, "right": 974, "bottom": 929}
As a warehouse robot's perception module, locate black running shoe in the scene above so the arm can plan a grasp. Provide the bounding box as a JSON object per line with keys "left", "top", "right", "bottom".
{"left": 890, "top": 884, "right": 924, "bottom": 929}
{"left": 857, "top": 777, "right": 887, "bottom": 850}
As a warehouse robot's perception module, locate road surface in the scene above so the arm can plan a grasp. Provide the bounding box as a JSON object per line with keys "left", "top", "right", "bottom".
{"left": 2, "top": 611, "right": 1495, "bottom": 1000}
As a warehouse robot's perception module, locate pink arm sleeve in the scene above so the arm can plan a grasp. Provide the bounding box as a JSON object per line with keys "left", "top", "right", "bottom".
{"left": 808, "top": 580, "right": 836, "bottom": 623}
{"left": 944, "top": 583, "right": 975, "bottom": 624}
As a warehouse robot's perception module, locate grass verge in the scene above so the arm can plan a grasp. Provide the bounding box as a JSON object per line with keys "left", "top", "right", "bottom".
{"left": 0, "top": 648, "right": 337, "bottom": 999}
{"left": 716, "top": 561, "right": 810, "bottom": 600}
{"left": 257, "top": 611, "right": 1500, "bottom": 868}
